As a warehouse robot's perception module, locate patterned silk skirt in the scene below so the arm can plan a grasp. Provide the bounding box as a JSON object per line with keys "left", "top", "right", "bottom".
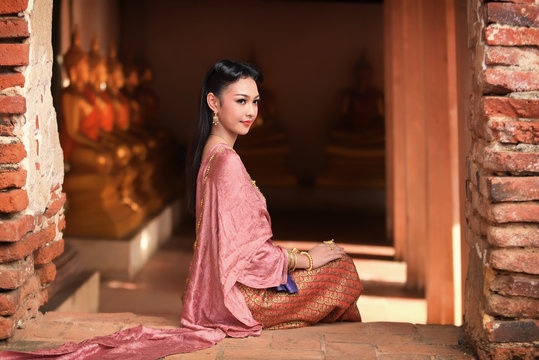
{"left": 239, "top": 255, "right": 363, "bottom": 330}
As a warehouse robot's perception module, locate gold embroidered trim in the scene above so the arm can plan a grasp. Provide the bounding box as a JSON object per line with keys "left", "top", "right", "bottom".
{"left": 194, "top": 145, "right": 231, "bottom": 249}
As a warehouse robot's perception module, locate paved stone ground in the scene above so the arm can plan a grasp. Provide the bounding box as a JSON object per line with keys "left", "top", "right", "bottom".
{"left": 0, "top": 312, "right": 476, "bottom": 359}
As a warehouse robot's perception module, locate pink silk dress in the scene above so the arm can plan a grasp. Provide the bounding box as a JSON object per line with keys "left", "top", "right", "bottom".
{"left": 0, "top": 143, "right": 360, "bottom": 359}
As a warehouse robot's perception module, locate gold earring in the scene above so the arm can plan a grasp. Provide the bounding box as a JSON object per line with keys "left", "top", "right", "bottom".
{"left": 212, "top": 112, "right": 219, "bottom": 126}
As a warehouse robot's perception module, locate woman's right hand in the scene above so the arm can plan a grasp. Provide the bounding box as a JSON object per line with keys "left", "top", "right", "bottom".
{"left": 308, "top": 242, "right": 346, "bottom": 269}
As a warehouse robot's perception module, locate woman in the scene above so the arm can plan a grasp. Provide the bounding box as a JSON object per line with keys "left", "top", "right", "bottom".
{"left": 182, "top": 59, "right": 362, "bottom": 334}
{"left": 1, "top": 60, "right": 361, "bottom": 360}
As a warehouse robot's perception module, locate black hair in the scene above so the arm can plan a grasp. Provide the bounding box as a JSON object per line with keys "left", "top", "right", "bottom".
{"left": 186, "top": 59, "right": 262, "bottom": 214}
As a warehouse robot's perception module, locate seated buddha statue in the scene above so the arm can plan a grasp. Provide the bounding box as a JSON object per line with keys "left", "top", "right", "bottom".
{"left": 316, "top": 54, "right": 386, "bottom": 188}
{"left": 59, "top": 30, "right": 112, "bottom": 174}
{"left": 87, "top": 37, "right": 156, "bottom": 216}
{"left": 106, "top": 48, "right": 164, "bottom": 215}
{"left": 59, "top": 28, "right": 143, "bottom": 238}
{"left": 86, "top": 36, "right": 134, "bottom": 166}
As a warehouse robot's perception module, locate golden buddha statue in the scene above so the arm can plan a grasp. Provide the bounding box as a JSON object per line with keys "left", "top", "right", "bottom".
{"left": 106, "top": 48, "right": 164, "bottom": 215}
{"left": 60, "top": 28, "right": 143, "bottom": 238}
{"left": 118, "top": 57, "right": 181, "bottom": 206}
{"left": 59, "top": 30, "right": 113, "bottom": 174}
{"left": 317, "top": 54, "right": 385, "bottom": 188}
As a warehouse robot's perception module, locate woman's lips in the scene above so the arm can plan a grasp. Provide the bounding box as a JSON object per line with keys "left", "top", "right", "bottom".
{"left": 241, "top": 120, "right": 252, "bottom": 126}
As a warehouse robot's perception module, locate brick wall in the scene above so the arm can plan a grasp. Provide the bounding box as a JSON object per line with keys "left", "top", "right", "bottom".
{"left": 464, "top": 0, "right": 539, "bottom": 358}
{"left": 0, "top": 0, "right": 64, "bottom": 339}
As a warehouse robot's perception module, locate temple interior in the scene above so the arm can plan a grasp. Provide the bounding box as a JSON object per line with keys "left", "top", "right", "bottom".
{"left": 49, "top": 0, "right": 409, "bottom": 321}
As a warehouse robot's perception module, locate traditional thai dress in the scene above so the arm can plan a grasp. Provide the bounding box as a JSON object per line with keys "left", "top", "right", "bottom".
{"left": 183, "top": 143, "right": 362, "bottom": 332}
{"left": 1, "top": 143, "right": 362, "bottom": 359}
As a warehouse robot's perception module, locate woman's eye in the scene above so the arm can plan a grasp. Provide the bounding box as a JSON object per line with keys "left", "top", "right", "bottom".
{"left": 237, "top": 99, "right": 246, "bottom": 104}
{"left": 253, "top": 99, "right": 260, "bottom": 104}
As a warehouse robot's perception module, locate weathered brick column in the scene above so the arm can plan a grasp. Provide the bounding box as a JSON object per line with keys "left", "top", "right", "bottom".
{"left": 0, "top": 0, "right": 64, "bottom": 339}
{"left": 464, "top": 0, "right": 539, "bottom": 358}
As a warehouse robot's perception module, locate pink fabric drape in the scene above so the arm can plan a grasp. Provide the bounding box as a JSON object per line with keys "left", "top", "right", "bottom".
{"left": 181, "top": 144, "right": 288, "bottom": 336}
{"left": 0, "top": 143, "right": 289, "bottom": 359}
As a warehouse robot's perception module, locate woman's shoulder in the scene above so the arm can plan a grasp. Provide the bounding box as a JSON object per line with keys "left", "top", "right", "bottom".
{"left": 207, "top": 144, "right": 244, "bottom": 174}
{"left": 210, "top": 146, "right": 243, "bottom": 173}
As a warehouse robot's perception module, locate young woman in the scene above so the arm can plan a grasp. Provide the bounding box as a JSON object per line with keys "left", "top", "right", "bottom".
{"left": 182, "top": 59, "right": 362, "bottom": 334}
{"left": 2, "top": 60, "right": 362, "bottom": 360}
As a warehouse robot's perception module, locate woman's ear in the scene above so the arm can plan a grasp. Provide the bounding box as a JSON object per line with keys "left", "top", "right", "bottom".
{"left": 207, "top": 92, "right": 219, "bottom": 113}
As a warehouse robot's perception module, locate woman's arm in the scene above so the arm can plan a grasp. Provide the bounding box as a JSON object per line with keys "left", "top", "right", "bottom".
{"left": 288, "top": 243, "right": 346, "bottom": 270}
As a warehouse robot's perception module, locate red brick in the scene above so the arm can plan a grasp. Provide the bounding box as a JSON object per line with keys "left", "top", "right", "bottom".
{"left": 484, "top": 176, "right": 539, "bottom": 202}
{"left": 0, "top": 316, "right": 14, "bottom": 339}
{"left": 0, "top": 17, "right": 28, "bottom": 38}
{"left": 0, "top": 117, "right": 15, "bottom": 136}
{"left": 487, "top": 3, "right": 539, "bottom": 27}
{"left": 488, "top": 224, "right": 538, "bottom": 247}
{"left": 484, "top": 69, "right": 539, "bottom": 93}
{"left": 0, "top": 168, "right": 26, "bottom": 189}
{"left": 0, "top": 256, "right": 32, "bottom": 290}
{"left": 0, "top": 214, "right": 35, "bottom": 242}
{"left": 487, "top": 294, "right": 539, "bottom": 318}
{"left": 36, "top": 262, "right": 56, "bottom": 284}
{"left": 0, "top": 73, "right": 24, "bottom": 91}
{"left": 490, "top": 274, "right": 539, "bottom": 298}
{"left": 0, "top": 44, "right": 29, "bottom": 66}
{"left": 0, "top": 0, "right": 28, "bottom": 15}
{"left": 485, "top": 25, "right": 539, "bottom": 46}
{"left": 466, "top": 205, "right": 488, "bottom": 238}
{"left": 490, "top": 0, "right": 536, "bottom": 4}
{"left": 0, "top": 224, "right": 55, "bottom": 262}
{"left": 471, "top": 183, "right": 539, "bottom": 222}
{"left": 490, "top": 248, "right": 539, "bottom": 274}
{"left": 485, "top": 46, "right": 539, "bottom": 68}
{"left": 0, "top": 142, "right": 26, "bottom": 164}
{"left": 57, "top": 214, "right": 66, "bottom": 232}
{"left": 484, "top": 96, "right": 539, "bottom": 119}
{"left": 485, "top": 346, "right": 539, "bottom": 360}
{"left": 0, "top": 95, "right": 25, "bottom": 115}
{"left": 485, "top": 320, "right": 539, "bottom": 343}
{"left": 0, "top": 275, "right": 38, "bottom": 316}
{"left": 0, "top": 286, "right": 18, "bottom": 315}
{"left": 482, "top": 147, "right": 539, "bottom": 173}
{"left": 488, "top": 119, "right": 538, "bottom": 144}
{"left": 44, "top": 192, "right": 66, "bottom": 218}
{"left": 0, "top": 188, "right": 28, "bottom": 213}
{"left": 34, "top": 238, "right": 64, "bottom": 265}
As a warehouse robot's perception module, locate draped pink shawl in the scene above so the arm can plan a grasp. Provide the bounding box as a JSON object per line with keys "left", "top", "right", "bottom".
{"left": 181, "top": 143, "right": 288, "bottom": 336}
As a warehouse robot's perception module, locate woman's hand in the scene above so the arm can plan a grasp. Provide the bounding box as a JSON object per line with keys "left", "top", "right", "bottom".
{"left": 308, "top": 242, "right": 345, "bottom": 269}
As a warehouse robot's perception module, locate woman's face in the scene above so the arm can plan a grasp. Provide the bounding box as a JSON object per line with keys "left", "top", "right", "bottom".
{"left": 210, "top": 77, "right": 260, "bottom": 137}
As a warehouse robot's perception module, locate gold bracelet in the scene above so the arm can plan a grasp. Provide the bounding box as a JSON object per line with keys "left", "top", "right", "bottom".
{"left": 287, "top": 252, "right": 293, "bottom": 270}
{"left": 288, "top": 248, "right": 299, "bottom": 272}
{"left": 300, "top": 251, "right": 313, "bottom": 271}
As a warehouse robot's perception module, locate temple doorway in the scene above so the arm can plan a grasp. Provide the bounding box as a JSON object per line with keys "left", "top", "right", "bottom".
{"left": 50, "top": 0, "right": 446, "bottom": 325}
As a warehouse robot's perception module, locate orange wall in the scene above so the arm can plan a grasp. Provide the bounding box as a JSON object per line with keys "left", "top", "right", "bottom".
{"left": 122, "top": 0, "right": 384, "bottom": 179}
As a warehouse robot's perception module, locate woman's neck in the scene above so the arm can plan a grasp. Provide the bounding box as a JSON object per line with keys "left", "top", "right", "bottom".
{"left": 210, "top": 128, "right": 237, "bottom": 147}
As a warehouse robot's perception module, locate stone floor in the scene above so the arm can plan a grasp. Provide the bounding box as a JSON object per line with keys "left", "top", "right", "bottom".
{"left": 0, "top": 312, "right": 475, "bottom": 359}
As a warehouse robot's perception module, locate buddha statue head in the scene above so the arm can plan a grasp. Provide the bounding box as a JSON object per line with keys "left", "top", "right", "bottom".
{"left": 353, "top": 52, "right": 374, "bottom": 93}
{"left": 123, "top": 63, "right": 139, "bottom": 94}
{"left": 88, "top": 35, "right": 108, "bottom": 92}
{"left": 106, "top": 44, "right": 125, "bottom": 93}
{"left": 63, "top": 27, "right": 89, "bottom": 90}
{"left": 138, "top": 62, "right": 153, "bottom": 89}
